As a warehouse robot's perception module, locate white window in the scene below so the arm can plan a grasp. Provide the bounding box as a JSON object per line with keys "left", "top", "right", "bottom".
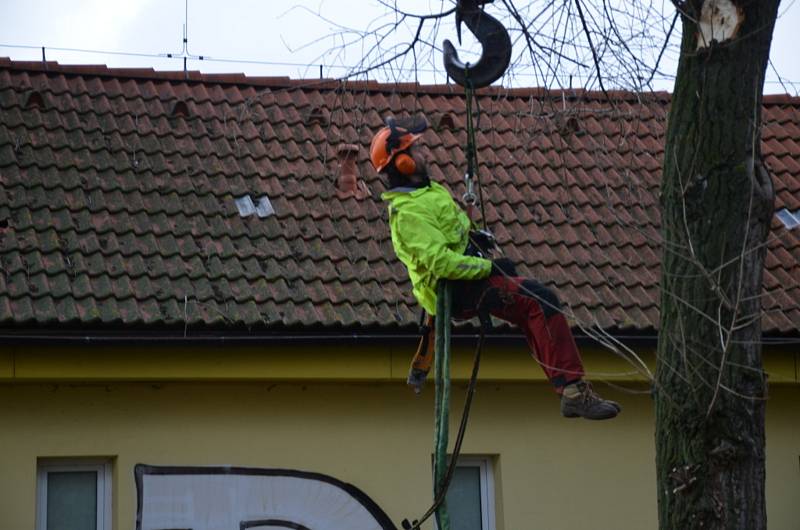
{"left": 36, "top": 459, "right": 112, "bottom": 530}
{"left": 441, "top": 456, "right": 496, "bottom": 530}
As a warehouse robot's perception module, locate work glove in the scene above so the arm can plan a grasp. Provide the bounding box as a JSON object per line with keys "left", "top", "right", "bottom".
{"left": 491, "top": 257, "right": 517, "bottom": 277}
{"left": 407, "top": 368, "right": 429, "bottom": 395}
{"left": 467, "top": 229, "right": 496, "bottom": 257}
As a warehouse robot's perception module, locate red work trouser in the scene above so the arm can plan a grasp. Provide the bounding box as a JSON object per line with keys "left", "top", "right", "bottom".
{"left": 451, "top": 275, "right": 585, "bottom": 392}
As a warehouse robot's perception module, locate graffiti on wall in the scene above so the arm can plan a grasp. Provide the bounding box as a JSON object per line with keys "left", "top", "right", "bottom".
{"left": 135, "top": 464, "right": 397, "bottom": 530}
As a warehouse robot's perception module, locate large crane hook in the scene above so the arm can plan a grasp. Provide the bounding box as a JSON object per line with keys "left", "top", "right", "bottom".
{"left": 442, "top": 0, "right": 512, "bottom": 88}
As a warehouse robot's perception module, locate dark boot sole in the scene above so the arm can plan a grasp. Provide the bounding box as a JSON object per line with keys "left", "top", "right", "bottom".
{"left": 561, "top": 407, "right": 620, "bottom": 420}
{"left": 562, "top": 412, "right": 619, "bottom": 420}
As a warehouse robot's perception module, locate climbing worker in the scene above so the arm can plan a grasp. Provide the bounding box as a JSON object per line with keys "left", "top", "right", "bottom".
{"left": 371, "top": 117, "right": 621, "bottom": 420}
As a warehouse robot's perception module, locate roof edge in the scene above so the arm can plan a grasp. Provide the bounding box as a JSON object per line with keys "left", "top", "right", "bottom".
{"left": 3, "top": 330, "right": 797, "bottom": 350}
{"left": 0, "top": 328, "right": 662, "bottom": 347}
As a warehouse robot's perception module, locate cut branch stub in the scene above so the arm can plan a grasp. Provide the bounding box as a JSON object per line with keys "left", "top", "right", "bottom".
{"left": 696, "top": 0, "right": 744, "bottom": 49}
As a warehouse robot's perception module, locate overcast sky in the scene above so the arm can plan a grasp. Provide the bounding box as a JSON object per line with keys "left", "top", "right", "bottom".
{"left": 1, "top": 0, "right": 798, "bottom": 94}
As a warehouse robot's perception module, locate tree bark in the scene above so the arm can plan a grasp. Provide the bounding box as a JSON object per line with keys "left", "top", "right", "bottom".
{"left": 655, "top": 1, "right": 780, "bottom": 529}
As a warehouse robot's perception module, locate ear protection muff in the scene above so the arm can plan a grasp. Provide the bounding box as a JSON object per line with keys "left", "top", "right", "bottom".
{"left": 385, "top": 118, "right": 419, "bottom": 176}
{"left": 394, "top": 152, "right": 416, "bottom": 175}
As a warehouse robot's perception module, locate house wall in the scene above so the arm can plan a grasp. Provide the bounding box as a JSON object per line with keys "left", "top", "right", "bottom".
{"left": 0, "top": 343, "right": 797, "bottom": 530}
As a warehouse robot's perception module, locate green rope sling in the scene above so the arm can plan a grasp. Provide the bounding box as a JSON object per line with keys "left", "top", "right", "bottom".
{"left": 402, "top": 73, "right": 486, "bottom": 530}
{"left": 433, "top": 79, "right": 480, "bottom": 530}
{"left": 433, "top": 279, "right": 453, "bottom": 529}
{"left": 403, "top": 274, "right": 486, "bottom": 530}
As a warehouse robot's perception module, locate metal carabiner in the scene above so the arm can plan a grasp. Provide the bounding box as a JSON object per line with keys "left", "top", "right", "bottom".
{"left": 442, "top": 0, "right": 512, "bottom": 88}
{"left": 462, "top": 172, "right": 478, "bottom": 205}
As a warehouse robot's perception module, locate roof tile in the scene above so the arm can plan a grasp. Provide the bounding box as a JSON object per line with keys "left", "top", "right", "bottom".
{"left": 1, "top": 60, "right": 799, "bottom": 334}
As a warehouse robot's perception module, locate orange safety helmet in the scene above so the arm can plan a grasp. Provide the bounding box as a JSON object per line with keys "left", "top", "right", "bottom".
{"left": 369, "top": 119, "right": 424, "bottom": 174}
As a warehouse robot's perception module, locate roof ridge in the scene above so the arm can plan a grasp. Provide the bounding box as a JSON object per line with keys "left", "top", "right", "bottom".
{"left": 4, "top": 56, "right": 798, "bottom": 104}
{"left": 0, "top": 56, "right": 680, "bottom": 102}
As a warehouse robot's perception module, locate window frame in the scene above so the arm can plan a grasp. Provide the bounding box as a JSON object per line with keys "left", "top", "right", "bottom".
{"left": 439, "top": 455, "right": 496, "bottom": 530}
{"left": 36, "top": 458, "right": 113, "bottom": 530}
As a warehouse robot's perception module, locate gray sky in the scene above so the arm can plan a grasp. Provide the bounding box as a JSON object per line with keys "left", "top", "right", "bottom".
{"left": 1, "top": 0, "right": 798, "bottom": 94}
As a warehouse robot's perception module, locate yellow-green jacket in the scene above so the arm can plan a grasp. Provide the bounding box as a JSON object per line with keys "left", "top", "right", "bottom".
{"left": 381, "top": 181, "right": 492, "bottom": 315}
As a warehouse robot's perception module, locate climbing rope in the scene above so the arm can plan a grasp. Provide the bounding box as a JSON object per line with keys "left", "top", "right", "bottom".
{"left": 401, "top": 68, "right": 495, "bottom": 530}
{"left": 432, "top": 280, "right": 452, "bottom": 529}
{"left": 402, "top": 56, "right": 496, "bottom": 530}
{"left": 401, "top": 282, "right": 488, "bottom": 530}
{"left": 462, "top": 77, "right": 488, "bottom": 231}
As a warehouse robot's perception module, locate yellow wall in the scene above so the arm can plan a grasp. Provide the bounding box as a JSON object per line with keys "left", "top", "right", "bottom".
{"left": 2, "top": 341, "right": 794, "bottom": 384}
{"left": 0, "top": 343, "right": 797, "bottom": 530}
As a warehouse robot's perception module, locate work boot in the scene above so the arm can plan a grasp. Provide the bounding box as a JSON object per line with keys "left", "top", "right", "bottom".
{"left": 560, "top": 381, "right": 621, "bottom": 420}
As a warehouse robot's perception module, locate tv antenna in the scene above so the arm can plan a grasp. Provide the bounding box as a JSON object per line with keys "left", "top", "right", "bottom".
{"left": 163, "top": 0, "right": 205, "bottom": 77}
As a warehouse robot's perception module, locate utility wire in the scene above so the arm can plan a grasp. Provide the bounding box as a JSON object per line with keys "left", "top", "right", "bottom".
{"left": 2, "top": 42, "right": 797, "bottom": 89}
{"left": 0, "top": 41, "right": 667, "bottom": 81}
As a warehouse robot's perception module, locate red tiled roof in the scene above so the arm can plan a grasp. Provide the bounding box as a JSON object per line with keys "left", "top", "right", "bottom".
{"left": 0, "top": 58, "right": 798, "bottom": 335}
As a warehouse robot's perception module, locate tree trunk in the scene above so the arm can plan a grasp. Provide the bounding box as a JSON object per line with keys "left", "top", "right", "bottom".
{"left": 655, "top": 1, "right": 779, "bottom": 529}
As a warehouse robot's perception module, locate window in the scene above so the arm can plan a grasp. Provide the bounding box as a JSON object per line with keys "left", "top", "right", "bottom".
{"left": 36, "top": 459, "right": 112, "bottom": 530}
{"left": 442, "top": 457, "right": 496, "bottom": 530}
